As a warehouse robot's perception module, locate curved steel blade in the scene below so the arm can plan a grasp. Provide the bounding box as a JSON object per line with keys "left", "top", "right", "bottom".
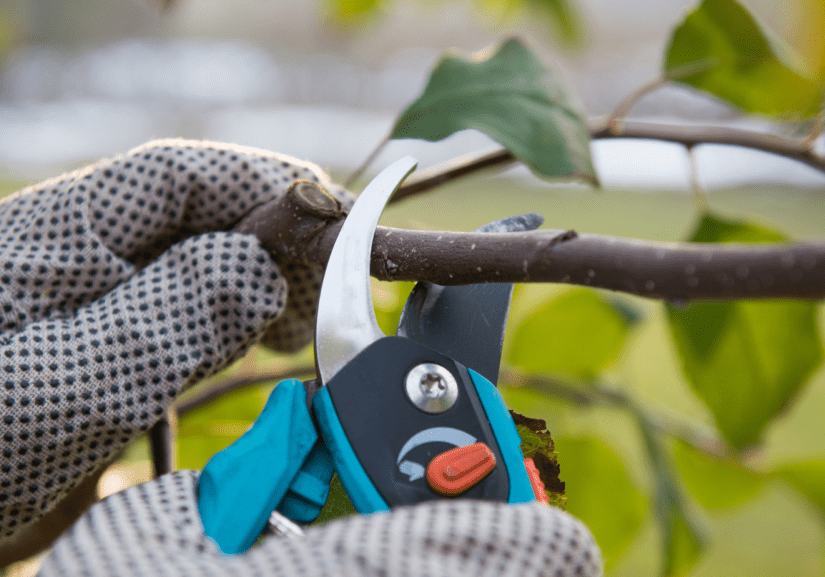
{"left": 315, "top": 157, "right": 418, "bottom": 384}
{"left": 396, "top": 213, "right": 543, "bottom": 385}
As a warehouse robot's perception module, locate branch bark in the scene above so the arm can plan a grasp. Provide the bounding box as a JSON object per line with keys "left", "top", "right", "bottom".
{"left": 238, "top": 187, "right": 825, "bottom": 301}
{"left": 392, "top": 120, "right": 825, "bottom": 201}
{"left": 500, "top": 369, "right": 733, "bottom": 460}
{"left": 148, "top": 412, "right": 173, "bottom": 478}
{"left": 174, "top": 365, "right": 316, "bottom": 417}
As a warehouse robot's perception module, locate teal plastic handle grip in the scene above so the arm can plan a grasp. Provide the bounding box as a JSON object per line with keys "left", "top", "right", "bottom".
{"left": 197, "top": 379, "right": 319, "bottom": 554}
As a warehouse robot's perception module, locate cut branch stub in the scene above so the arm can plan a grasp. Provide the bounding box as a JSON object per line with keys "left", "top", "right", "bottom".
{"left": 233, "top": 181, "right": 347, "bottom": 260}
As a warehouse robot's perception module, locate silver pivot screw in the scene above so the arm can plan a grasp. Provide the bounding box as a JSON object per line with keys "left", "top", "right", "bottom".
{"left": 405, "top": 363, "right": 459, "bottom": 413}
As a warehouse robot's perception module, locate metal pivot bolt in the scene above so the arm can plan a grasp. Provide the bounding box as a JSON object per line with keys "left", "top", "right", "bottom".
{"left": 405, "top": 363, "right": 459, "bottom": 413}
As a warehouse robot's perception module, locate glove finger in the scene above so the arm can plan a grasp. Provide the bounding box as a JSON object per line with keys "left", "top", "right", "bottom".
{"left": 257, "top": 258, "right": 323, "bottom": 353}
{"left": 0, "top": 232, "right": 285, "bottom": 542}
{"left": 2, "top": 139, "right": 352, "bottom": 353}
{"left": 39, "top": 471, "right": 602, "bottom": 577}
{"left": 83, "top": 139, "right": 343, "bottom": 263}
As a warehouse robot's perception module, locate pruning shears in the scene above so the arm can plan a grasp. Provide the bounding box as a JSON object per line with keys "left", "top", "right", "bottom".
{"left": 197, "top": 157, "right": 550, "bottom": 554}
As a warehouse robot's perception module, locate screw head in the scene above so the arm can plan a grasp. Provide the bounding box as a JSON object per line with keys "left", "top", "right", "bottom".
{"left": 405, "top": 363, "right": 458, "bottom": 413}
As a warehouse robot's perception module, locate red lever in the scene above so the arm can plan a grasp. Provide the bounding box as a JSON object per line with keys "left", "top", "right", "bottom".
{"left": 426, "top": 443, "right": 496, "bottom": 496}
{"left": 524, "top": 457, "right": 550, "bottom": 504}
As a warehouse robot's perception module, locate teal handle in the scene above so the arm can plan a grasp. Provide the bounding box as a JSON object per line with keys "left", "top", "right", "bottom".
{"left": 197, "top": 379, "right": 318, "bottom": 554}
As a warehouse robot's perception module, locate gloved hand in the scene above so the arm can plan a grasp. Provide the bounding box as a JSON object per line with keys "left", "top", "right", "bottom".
{"left": 0, "top": 139, "right": 350, "bottom": 562}
{"left": 38, "top": 470, "right": 601, "bottom": 577}
{"left": 0, "top": 139, "right": 602, "bottom": 576}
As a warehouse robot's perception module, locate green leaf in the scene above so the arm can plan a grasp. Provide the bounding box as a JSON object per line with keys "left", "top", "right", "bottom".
{"left": 664, "top": 0, "right": 823, "bottom": 117}
{"left": 312, "top": 474, "right": 357, "bottom": 524}
{"left": 672, "top": 441, "right": 765, "bottom": 510}
{"left": 554, "top": 436, "right": 647, "bottom": 570}
{"left": 633, "top": 410, "right": 706, "bottom": 576}
{"left": 507, "top": 289, "right": 629, "bottom": 379}
{"left": 0, "top": 10, "right": 13, "bottom": 56}
{"left": 510, "top": 411, "right": 566, "bottom": 508}
{"left": 474, "top": 0, "right": 583, "bottom": 45}
{"left": 176, "top": 384, "right": 271, "bottom": 470}
{"left": 667, "top": 214, "right": 824, "bottom": 447}
{"left": 664, "top": 509, "right": 705, "bottom": 577}
{"left": 391, "top": 37, "right": 597, "bottom": 185}
{"left": 527, "top": 0, "right": 582, "bottom": 45}
{"left": 325, "top": 0, "right": 384, "bottom": 22}
{"left": 689, "top": 213, "right": 786, "bottom": 243}
{"left": 774, "top": 460, "right": 825, "bottom": 521}
{"left": 371, "top": 280, "right": 414, "bottom": 336}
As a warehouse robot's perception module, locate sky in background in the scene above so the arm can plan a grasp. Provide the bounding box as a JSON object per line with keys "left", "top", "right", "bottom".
{"left": 0, "top": 0, "right": 824, "bottom": 189}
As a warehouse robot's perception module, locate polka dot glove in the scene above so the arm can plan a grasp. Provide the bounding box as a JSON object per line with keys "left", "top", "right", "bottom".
{"left": 0, "top": 139, "right": 602, "bottom": 576}
{"left": 38, "top": 470, "right": 602, "bottom": 577}
{"left": 0, "top": 139, "right": 349, "bottom": 547}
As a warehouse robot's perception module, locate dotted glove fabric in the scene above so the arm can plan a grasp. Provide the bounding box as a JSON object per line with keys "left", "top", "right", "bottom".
{"left": 0, "top": 140, "right": 349, "bottom": 542}
{"left": 0, "top": 139, "right": 603, "bottom": 577}
{"left": 38, "top": 470, "right": 602, "bottom": 577}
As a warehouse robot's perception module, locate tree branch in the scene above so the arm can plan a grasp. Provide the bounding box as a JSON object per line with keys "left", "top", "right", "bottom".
{"left": 237, "top": 189, "right": 825, "bottom": 301}
{"left": 174, "top": 365, "right": 316, "bottom": 417}
{"left": 391, "top": 120, "right": 825, "bottom": 203}
{"left": 148, "top": 412, "right": 173, "bottom": 478}
{"left": 592, "top": 120, "right": 825, "bottom": 174}
{"left": 500, "top": 369, "right": 733, "bottom": 460}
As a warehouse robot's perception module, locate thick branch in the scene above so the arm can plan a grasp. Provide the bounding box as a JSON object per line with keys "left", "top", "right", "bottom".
{"left": 238, "top": 191, "right": 825, "bottom": 301}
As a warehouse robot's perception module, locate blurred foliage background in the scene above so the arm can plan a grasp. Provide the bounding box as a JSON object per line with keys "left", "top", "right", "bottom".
{"left": 1, "top": 1, "right": 824, "bottom": 576}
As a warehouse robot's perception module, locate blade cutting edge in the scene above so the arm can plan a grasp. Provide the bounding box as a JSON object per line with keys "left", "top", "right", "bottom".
{"left": 315, "top": 157, "right": 418, "bottom": 384}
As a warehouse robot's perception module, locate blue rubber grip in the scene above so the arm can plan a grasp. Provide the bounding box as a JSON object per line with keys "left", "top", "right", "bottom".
{"left": 277, "top": 441, "right": 335, "bottom": 523}
{"left": 467, "top": 369, "right": 536, "bottom": 504}
{"left": 198, "top": 379, "right": 318, "bottom": 554}
{"left": 313, "top": 387, "right": 389, "bottom": 514}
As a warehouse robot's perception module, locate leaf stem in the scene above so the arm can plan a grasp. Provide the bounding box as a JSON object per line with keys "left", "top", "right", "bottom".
{"left": 346, "top": 136, "right": 389, "bottom": 188}
{"left": 607, "top": 77, "right": 669, "bottom": 130}
{"left": 688, "top": 147, "right": 710, "bottom": 213}
{"left": 803, "top": 112, "right": 825, "bottom": 147}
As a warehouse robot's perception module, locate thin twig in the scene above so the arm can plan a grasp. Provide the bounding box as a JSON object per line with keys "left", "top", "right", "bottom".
{"left": 175, "top": 365, "right": 316, "bottom": 417}
{"left": 388, "top": 120, "right": 825, "bottom": 203}
{"left": 501, "top": 370, "right": 732, "bottom": 460}
{"left": 804, "top": 113, "right": 825, "bottom": 147}
{"left": 392, "top": 149, "right": 516, "bottom": 204}
{"left": 591, "top": 120, "right": 825, "bottom": 174}
{"left": 607, "top": 77, "right": 670, "bottom": 131}
{"left": 346, "top": 136, "right": 389, "bottom": 188}
{"left": 148, "top": 412, "right": 173, "bottom": 478}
